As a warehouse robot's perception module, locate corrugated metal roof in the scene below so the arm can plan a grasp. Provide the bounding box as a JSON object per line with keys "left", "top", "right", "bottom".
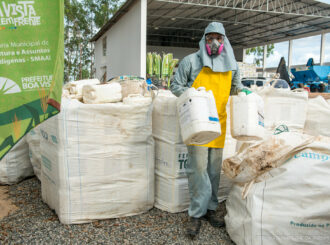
{"left": 91, "top": 0, "right": 330, "bottom": 48}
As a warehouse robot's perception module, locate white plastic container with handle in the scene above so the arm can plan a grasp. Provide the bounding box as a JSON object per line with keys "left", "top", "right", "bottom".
{"left": 257, "top": 88, "right": 308, "bottom": 132}
{"left": 230, "top": 92, "right": 265, "bottom": 141}
{"left": 177, "top": 87, "right": 221, "bottom": 145}
{"left": 82, "top": 82, "right": 122, "bottom": 104}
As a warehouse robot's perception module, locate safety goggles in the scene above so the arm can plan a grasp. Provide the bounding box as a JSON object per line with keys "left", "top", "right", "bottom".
{"left": 205, "top": 34, "right": 224, "bottom": 43}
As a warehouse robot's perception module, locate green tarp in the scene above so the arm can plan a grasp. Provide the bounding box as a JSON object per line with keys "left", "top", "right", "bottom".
{"left": 0, "top": 0, "right": 64, "bottom": 160}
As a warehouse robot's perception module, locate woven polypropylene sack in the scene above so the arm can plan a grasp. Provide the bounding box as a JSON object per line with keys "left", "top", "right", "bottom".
{"left": 225, "top": 136, "right": 330, "bottom": 245}
{"left": 0, "top": 136, "right": 33, "bottom": 185}
{"left": 40, "top": 98, "right": 154, "bottom": 224}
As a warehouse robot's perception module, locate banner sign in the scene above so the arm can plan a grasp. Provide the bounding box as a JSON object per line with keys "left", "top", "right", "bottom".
{"left": 0, "top": 0, "right": 64, "bottom": 159}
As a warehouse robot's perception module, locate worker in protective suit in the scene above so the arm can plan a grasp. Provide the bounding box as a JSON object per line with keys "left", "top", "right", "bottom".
{"left": 170, "top": 22, "right": 249, "bottom": 238}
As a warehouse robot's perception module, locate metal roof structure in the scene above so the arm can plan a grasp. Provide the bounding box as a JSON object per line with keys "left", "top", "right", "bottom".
{"left": 92, "top": 0, "right": 330, "bottom": 49}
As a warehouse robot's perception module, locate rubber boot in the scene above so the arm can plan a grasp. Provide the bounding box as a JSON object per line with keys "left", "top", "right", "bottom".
{"left": 203, "top": 210, "right": 225, "bottom": 228}
{"left": 186, "top": 217, "right": 201, "bottom": 239}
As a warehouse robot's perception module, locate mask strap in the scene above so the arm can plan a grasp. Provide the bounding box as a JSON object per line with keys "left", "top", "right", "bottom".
{"left": 218, "top": 43, "right": 224, "bottom": 55}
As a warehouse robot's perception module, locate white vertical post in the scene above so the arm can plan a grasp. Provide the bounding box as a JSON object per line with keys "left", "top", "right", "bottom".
{"left": 242, "top": 48, "right": 246, "bottom": 63}
{"left": 140, "top": 0, "right": 147, "bottom": 78}
{"left": 263, "top": 45, "right": 267, "bottom": 76}
{"left": 320, "top": 33, "right": 325, "bottom": 66}
{"left": 288, "top": 40, "right": 293, "bottom": 70}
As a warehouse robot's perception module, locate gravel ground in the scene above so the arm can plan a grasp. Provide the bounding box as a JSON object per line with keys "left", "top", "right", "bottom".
{"left": 0, "top": 177, "right": 235, "bottom": 244}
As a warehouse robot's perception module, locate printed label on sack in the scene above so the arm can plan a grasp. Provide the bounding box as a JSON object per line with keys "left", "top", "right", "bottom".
{"left": 274, "top": 124, "right": 289, "bottom": 135}
{"left": 290, "top": 221, "right": 330, "bottom": 228}
{"left": 40, "top": 129, "right": 48, "bottom": 140}
{"left": 41, "top": 155, "right": 52, "bottom": 171}
{"left": 294, "top": 151, "right": 329, "bottom": 162}
{"left": 40, "top": 129, "right": 57, "bottom": 144}
{"left": 178, "top": 152, "right": 188, "bottom": 170}
{"left": 156, "top": 145, "right": 188, "bottom": 177}
{"left": 157, "top": 152, "right": 188, "bottom": 170}
{"left": 51, "top": 135, "right": 58, "bottom": 144}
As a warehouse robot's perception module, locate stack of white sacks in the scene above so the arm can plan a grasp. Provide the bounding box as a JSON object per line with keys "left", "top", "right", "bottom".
{"left": 153, "top": 90, "right": 235, "bottom": 213}
{"left": 152, "top": 90, "right": 189, "bottom": 213}
{"left": 39, "top": 79, "right": 155, "bottom": 224}
{"left": 225, "top": 87, "right": 330, "bottom": 245}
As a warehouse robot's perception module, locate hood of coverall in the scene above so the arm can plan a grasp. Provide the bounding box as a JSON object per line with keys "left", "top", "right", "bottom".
{"left": 198, "top": 22, "right": 237, "bottom": 72}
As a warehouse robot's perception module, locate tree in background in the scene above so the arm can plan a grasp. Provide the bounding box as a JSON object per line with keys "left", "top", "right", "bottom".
{"left": 64, "top": 0, "right": 123, "bottom": 83}
{"left": 64, "top": 0, "right": 91, "bottom": 83}
{"left": 92, "top": 0, "right": 122, "bottom": 29}
{"left": 245, "top": 44, "right": 275, "bottom": 67}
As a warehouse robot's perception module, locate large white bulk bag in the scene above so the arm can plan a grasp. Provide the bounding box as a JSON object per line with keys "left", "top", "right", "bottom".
{"left": 82, "top": 82, "right": 122, "bottom": 104}
{"left": 155, "top": 171, "right": 232, "bottom": 213}
{"left": 230, "top": 93, "right": 264, "bottom": 141}
{"left": 0, "top": 136, "right": 33, "bottom": 185}
{"left": 154, "top": 137, "right": 188, "bottom": 213}
{"left": 40, "top": 98, "right": 154, "bottom": 224}
{"left": 155, "top": 139, "right": 187, "bottom": 178}
{"left": 154, "top": 140, "right": 232, "bottom": 213}
{"left": 304, "top": 96, "right": 330, "bottom": 137}
{"left": 225, "top": 137, "right": 330, "bottom": 245}
{"left": 152, "top": 90, "right": 182, "bottom": 144}
{"left": 177, "top": 87, "right": 221, "bottom": 145}
{"left": 26, "top": 126, "right": 41, "bottom": 180}
{"left": 155, "top": 172, "right": 190, "bottom": 213}
{"left": 257, "top": 88, "right": 308, "bottom": 132}
{"left": 154, "top": 97, "right": 234, "bottom": 213}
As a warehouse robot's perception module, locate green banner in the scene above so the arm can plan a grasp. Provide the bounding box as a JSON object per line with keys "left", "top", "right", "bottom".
{"left": 0, "top": 0, "right": 64, "bottom": 160}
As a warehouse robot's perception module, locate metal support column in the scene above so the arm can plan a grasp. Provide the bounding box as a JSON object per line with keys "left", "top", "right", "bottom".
{"left": 242, "top": 48, "right": 246, "bottom": 63}
{"left": 263, "top": 45, "right": 267, "bottom": 76}
{"left": 320, "top": 32, "right": 325, "bottom": 66}
{"left": 288, "top": 40, "right": 293, "bottom": 70}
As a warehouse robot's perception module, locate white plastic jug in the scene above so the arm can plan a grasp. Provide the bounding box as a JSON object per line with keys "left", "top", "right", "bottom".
{"left": 231, "top": 92, "right": 264, "bottom": 141}
{"left": 177, "top": 87, "right": 221, "bottom": 145}
{"left": 82, "top": 82, "right": 122, "bottom": 104}
{"left": 258, "top": 88, "right": 308, "bottom": 132}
